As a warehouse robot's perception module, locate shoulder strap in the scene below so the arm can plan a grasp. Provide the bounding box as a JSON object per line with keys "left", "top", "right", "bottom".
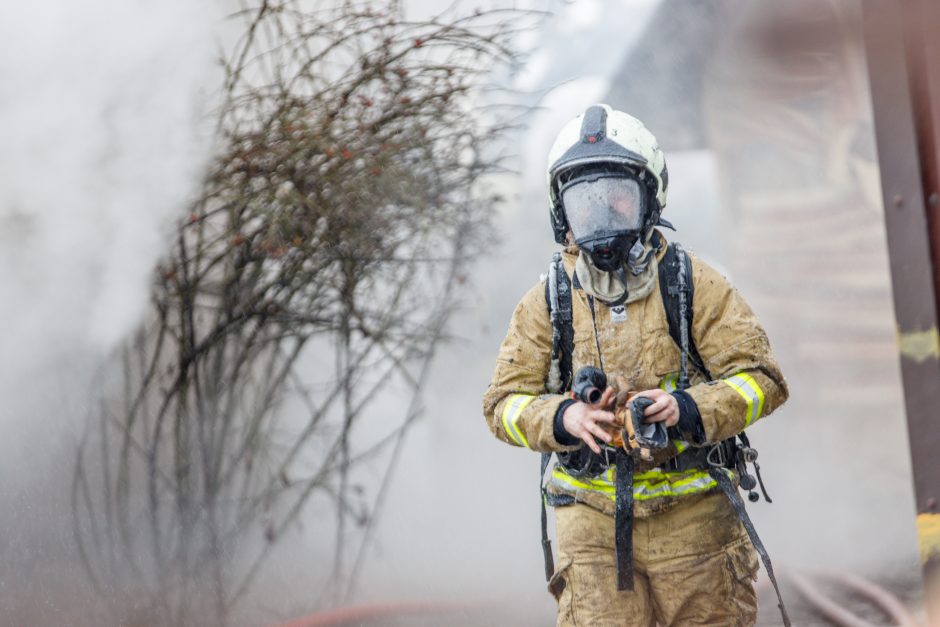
{"left": 708, "top": 468, "right": 792, "bottom": 626}
{"left": 541, "top": 252, "right": 574, "bottom": 582}
{"left": 658, "top": 242, "right": 710, "bottom": 385}
{"left": 544, "top": 252, "right": 574, "bottom": 394}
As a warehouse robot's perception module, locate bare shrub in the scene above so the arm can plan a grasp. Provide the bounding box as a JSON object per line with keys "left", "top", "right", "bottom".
{"left": 71, "top": 2, "right": 531, "bottom": 624}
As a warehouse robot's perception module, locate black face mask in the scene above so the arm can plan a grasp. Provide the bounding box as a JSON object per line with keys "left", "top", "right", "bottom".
{"left": 577, "top": 231, "right": 641, "bottom": 272}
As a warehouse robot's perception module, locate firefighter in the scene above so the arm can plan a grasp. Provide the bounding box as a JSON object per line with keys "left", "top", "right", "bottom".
{"left": 482, "top": 104, "right": 789, "bottom": 626}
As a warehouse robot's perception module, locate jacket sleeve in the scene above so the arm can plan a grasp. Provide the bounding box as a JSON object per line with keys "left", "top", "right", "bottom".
{"left": 682, "top": 254, "right": 789, "bottom": 443}
{"left": 482, "top": 281, "right": 582, "bottom": 453}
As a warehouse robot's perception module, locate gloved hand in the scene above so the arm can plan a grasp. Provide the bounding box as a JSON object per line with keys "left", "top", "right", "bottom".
{"left": 560, "top": 386, "right": 617, "bottom": 454}
{"left": 631, "top": 389, "right": 679, "bottom": 427}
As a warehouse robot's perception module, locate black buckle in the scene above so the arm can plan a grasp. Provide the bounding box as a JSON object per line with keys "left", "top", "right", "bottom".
{"left": 663, "top": 439, "right": 738, "bottom": 474}
{"left": 664, "top": 455, "right": 681, "bottom": 472}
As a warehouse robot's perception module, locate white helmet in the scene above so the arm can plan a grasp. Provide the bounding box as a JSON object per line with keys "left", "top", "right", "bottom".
{"left": 546, "top": 104, "right": 668, "bottom": 246}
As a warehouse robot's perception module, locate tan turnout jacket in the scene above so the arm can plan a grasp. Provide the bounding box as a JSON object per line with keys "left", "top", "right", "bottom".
{"left": 482, "top": 235, "right": 788, "bottom": 517}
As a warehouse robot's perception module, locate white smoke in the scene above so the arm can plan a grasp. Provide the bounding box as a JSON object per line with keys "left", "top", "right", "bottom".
{"left": 0, "top": 1, "right": 225, "bottom": 619}
{"left": 0, "top": 1, "right": 223, "bottom": 360}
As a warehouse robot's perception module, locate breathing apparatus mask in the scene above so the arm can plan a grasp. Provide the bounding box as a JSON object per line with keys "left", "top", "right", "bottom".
{"left": 559, "top": 168, "right": 647, "bottom": 273}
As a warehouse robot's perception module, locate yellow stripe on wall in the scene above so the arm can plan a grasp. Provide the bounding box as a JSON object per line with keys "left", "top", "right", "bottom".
{"left": 918, "top": 513, "right": 940, "bottom": 565}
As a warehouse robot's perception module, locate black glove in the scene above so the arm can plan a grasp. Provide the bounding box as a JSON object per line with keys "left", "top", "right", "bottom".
{"left": 668, "top": 389, "right": 706, "bottom": 445}
{"left": 553, "top": 399, "right": 580, "bottom": 446}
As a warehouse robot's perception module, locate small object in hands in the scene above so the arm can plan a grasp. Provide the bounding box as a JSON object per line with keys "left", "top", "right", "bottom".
{"left": 572, "top": 366, "right": 608, "bottom": 404}
{"left": 569, "top": 369, "right": 668, "bottom": 459}
{"left": 626, "top": 396, "right": 669, "bottom": 454}
{"left": 599, "top": 374, "right": 670, "bottom": 459}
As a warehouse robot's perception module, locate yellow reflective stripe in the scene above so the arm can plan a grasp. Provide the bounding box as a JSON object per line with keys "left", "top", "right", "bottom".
{"left": 659, "top": 372, "right": 679, "bottom": 392}
{"left": 635, "top": 471, "right": 714, "bottom": 500}
{"left": 550, "top": 468, "right": 616, "bottom": 497}
{"left": 722, "top": 373, "right": 765, "bottom": 427}
{"left": 636, "top": 469, "right": 687, "bottom": 482}
{"left": 549, "top": 467, "right": 726, "bottom": 501}
{"left": 673, "top": 440, "right": 690, "bottom": 454}
{"left": 500, "top": 394, "right": 535, "bottom": 448}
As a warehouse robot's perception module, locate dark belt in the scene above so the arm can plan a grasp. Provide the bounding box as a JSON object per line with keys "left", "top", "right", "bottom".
{"left": 661, "top": 438, "right": 736, "bottom": 472}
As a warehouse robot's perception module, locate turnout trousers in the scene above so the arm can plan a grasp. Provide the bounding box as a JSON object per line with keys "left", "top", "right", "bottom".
{"left": 551, "top": 491, "right": 759, "bottom": 627}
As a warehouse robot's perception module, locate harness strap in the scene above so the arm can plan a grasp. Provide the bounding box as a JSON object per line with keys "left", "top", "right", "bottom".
{"left": 540, "top": 452, "right": 554, "bottom": 581}
{"left": 614, "top": 450, "right": 635, "bottom": 590}
{"left": 659, "top": 242, "right": 709, "bottom": 381}
{"left": 708, "top": 468, "right": 792, "bottom": 627}
{"left": 545, "top": 253, "right": 573, "bottom": 396}
{"left": 542, "top": 253, "right": 573, "bottom": 583}
{"left": 663, "top": 439, "right": 734, "bottom": 472}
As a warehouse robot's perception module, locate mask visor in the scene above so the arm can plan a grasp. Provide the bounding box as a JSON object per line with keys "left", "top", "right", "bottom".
{"left": 562, "top": 176, "right": 644, "bottom": 242}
